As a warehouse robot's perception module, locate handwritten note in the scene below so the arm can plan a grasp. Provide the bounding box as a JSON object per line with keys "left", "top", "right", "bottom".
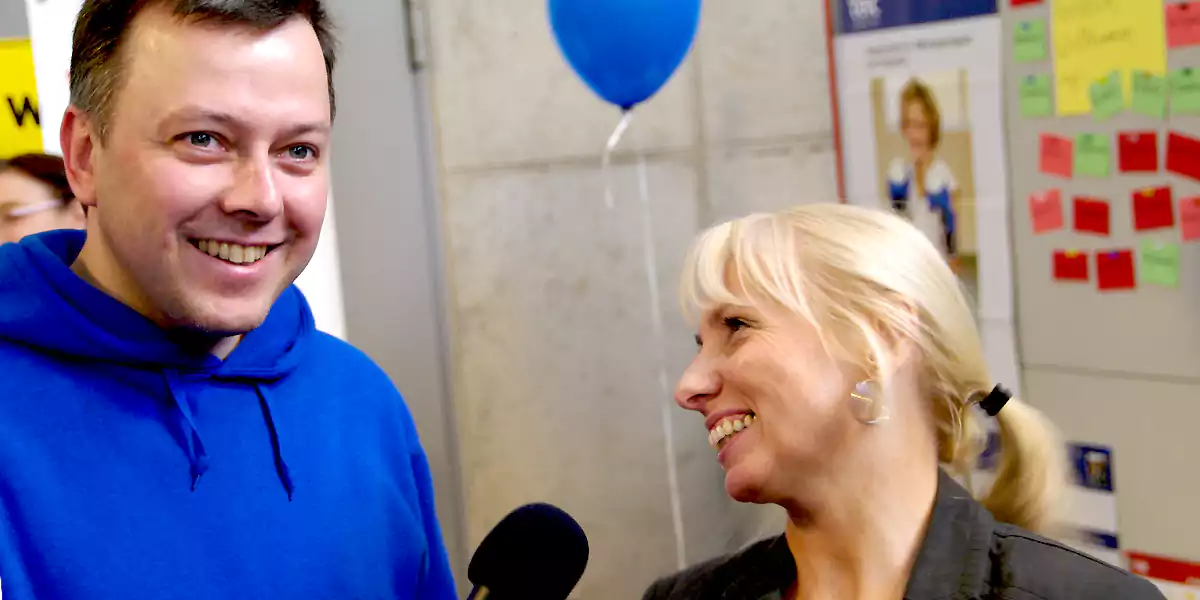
{"left": 1167, "top": 3, "right": 1200, "bottom": 48}
{"left": 1020, "top": 75, "right": 1054, "bottom": 117}
{"left": 1074, "top": 197, "right": 1111, "bottom": 235}
{"left": 1140, "top": 240, "right": 1180, "bottom": 287}
{"left": 1097, "top": 250, "right": 1136, "bottom": 291}
{"left": 1053, "top": 250, "right": 1090, "bottom": 282}
{"left": 1181, "top": 197, "right": 1200, "bottom": 241}
{"left": 1118, "top": 131, "right": 1159, "bottom": 172}
{"left": 1132, "top": 186, "right": 1175, "bottom": 231}
{"left": 1052, "top": 0, "right": 1168, "bottom": 116}
{"left": 1089, "top": 71, "right": 1125, "bottom": 120}
{"left": 1075, "top": 133, "right": 1112, "bottom": 177}
{"left": 1030, "top": 189, "right": 1064, "bottom": 234}
{"left": 1169, "top": 67, "right": 1200, "bottom": 114}
{"left": 1167, "top": 131, "right": 1200, "bottom": 182}
{"left": 1015, "top": 19, "right": 1049, "bottom": 63}
{"left": 1131, "top": 71, "right": 1168, "bottom": 118}
{"left": 1041, "top": 134, "right": 1074, "bottom": 178}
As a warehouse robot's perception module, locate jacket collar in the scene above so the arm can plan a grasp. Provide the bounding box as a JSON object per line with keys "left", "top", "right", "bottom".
{"left": 903, "top": 470, "right": 994, "bottom": 600}
{"left": 725, "top": 470, "right": 994, "bottom": 600}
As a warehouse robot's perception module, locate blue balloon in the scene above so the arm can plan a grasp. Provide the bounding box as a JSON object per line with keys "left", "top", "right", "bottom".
{"left": 549, "top": 0, "right": 701, "bottom": 110}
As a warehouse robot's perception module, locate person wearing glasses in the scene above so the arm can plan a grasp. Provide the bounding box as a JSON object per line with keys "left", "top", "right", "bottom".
{"left": 0, "top": 153, "right": 84, "bottom": 244}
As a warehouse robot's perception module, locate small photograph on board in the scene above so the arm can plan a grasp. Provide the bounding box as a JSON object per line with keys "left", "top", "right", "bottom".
{"left": 871, "top": 70, "right": 980, "bottom": 307}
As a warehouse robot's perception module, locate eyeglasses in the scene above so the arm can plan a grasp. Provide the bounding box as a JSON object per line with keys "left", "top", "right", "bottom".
{"left": 1, "top": 200, "right": 61, "bottom": 224}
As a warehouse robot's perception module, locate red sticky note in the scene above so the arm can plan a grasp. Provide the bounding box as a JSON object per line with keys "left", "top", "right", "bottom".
{"left": 1167, "top": 132, "right": 1200, "bottom": 182}
{"left": 1096, "top": 250, "right": 1136, "bottom": 291}
{"left": 1074, "top": 197, "right": 1111, "bottom": 236}
{"left": 1168, "top": 3, "right": 1200, "bottom": 48}
{"left": 1181, "top": 196, "right": 1200, "bottom": 241}
{"left": 1118, "top": 131, "right": 1159, "bottom": 173}
{"left": 1053, "top": 250, "right": 1089, "bottom": 282}
{"left": 1029, "top": 189, "right": 1064, "bottom": 234}
{"left": 1132, "top": 187, "right": 1175, "bottom": 231}
{"left": 1012, "top": 0, "right": 1043, "bottom": 5}
{"left": 1040, "top": 134, "right": 1073, "bottom": 178}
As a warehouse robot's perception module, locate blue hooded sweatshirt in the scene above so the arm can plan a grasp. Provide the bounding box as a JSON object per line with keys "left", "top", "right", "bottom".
{"left": 0, "top": 231, "right": 456, "bottom": 599}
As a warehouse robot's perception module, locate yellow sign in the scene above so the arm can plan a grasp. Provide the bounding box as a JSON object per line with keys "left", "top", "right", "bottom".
{"left": 1052, "top": 0, "right": 1167, "bottom": 116}
{"left": 0, "top": 38, "right": 43, "bottom": 159}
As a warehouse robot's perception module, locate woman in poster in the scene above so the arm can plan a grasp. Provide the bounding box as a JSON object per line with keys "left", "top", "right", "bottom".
{"left": 887, "top": 78, "right": 960, "bottom": 268}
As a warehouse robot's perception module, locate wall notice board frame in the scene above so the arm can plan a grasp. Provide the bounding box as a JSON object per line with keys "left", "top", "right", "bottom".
{"left": 826, "top": 0, "right": 1199, "bottom": 569}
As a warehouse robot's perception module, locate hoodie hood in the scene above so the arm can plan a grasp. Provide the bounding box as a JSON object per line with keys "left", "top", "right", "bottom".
{"left": 0, "top": 230, "right": 314, "bottom": 498}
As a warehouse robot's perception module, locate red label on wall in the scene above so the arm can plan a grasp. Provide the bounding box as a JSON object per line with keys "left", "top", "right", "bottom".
{"left": 1127, "top": 551, "right": 1200, "bottom": 585}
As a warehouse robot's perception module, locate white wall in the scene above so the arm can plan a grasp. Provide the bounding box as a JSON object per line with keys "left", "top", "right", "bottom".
{"left": 425, "top": 1, "right": 838, "bottom": 597}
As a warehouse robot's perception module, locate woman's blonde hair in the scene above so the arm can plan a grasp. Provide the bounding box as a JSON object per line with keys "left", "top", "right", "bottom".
{"left": 680, "top": 203, "right": 1064, "bottom": 533}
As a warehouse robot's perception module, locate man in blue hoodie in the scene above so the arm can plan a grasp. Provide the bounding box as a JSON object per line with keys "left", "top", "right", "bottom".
{"left": 0, "top": 1, "right": 456, "bottom": 598}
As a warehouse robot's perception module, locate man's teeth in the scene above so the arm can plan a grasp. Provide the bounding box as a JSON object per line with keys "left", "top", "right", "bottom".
{"left": 194, "top": 239, "right": 270, "bottom": 265}
{"left": 708, "top": 414, "right": 756, "bottom": 448}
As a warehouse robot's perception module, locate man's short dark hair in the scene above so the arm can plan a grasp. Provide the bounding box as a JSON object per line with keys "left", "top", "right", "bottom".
{"left": 70, "top": 0, "right": 337, "bottom": 139}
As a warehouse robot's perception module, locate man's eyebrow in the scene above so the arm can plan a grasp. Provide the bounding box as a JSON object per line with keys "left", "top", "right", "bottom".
{"left": 161, "top": 107, "right": 330, "bottom": 138}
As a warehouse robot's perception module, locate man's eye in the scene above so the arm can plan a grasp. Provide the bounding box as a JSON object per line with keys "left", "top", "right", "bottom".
{"left": 287, "top": 145, "right": 316, "bottom": 161}
{"left": 187, "top": 132, "right": 216, "bottom": 147}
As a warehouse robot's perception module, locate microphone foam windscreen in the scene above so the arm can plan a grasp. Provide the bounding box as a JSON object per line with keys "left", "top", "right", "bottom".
{"left": 467, "top": 503, "right": 589, "bottom": 600}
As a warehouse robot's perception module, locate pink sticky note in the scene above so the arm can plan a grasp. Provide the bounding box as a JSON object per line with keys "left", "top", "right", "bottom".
{"left": 1168, "top": 3, "right": 1200, "bottom": 48}
{"left": 1040, "top": 134, "right": 1073, "bottom": 178}
{"left": 1029, "top": 189, "right": 1064, "bottom": 234}
{"left": 1181, "top": 196, "right": 1200, "bottom": 241}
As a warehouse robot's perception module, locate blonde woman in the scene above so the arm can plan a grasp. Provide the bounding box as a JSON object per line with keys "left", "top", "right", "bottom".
{"left": 643, "top": 204, "right": 1161, "bottom": 600}
{"left": 887, "top": 78, "right": 959, "bottom": 269}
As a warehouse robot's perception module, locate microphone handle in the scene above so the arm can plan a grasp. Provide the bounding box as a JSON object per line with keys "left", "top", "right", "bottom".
{"left": 466, "top": 585, "right": 490, "bottom": 600}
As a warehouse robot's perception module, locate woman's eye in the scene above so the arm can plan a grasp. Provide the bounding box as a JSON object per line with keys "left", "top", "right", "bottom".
{"left": 723, "top": 317, "right": 748, "bottom": 332}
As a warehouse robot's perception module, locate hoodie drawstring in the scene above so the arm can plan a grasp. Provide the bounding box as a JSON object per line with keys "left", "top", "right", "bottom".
{"left": 162, "top": 372, "right": 294, "bottom": 501}
{"left": 163, "top": 371, "right": 210, "bottom": 491}
{"left": 255, "top": 384, "right": 294, "bottom": 501}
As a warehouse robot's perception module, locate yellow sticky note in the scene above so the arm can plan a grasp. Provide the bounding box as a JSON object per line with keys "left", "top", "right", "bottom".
{"left": 1052, "top": 0, "right": 1168, "bottom": 116}
{"left": 0, "top": 39, "right": 43, "bottom": 159}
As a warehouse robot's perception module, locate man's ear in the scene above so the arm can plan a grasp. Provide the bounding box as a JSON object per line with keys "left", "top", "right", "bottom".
{"left": 60, "top": 106, "right": 100, "bottom": 211}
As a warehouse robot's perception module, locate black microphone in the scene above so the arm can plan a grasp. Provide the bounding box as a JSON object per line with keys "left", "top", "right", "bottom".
{"left": 465, "top": 503, "right": 589, "bottom": 600}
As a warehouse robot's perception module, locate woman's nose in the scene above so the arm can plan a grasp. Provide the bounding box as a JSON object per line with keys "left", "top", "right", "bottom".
{"left": 674, "top": 355, "right": 720, "bottom": 411}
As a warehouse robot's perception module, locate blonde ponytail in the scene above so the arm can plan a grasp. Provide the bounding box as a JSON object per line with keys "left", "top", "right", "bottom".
{"left": 980, "top": 398, "right": 1067, "bottom": 534}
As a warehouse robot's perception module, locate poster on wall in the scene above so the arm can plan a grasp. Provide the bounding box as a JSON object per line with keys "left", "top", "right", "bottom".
{"left": 830, "top": 0, "right": 1020, "bottom": 390}
{"left": 0, "top": 38, "right": 43, "bottom": 159}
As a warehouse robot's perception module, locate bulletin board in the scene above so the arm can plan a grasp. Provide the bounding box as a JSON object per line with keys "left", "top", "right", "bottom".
{"left": 826, "top": 0, "right": 1200, "bottom": 579}
{"left": 1003, "top": 0, "right": 1200, "bottom": 574}
{"left": 1007, "top": 0, "right": 1200, "bottom": 379}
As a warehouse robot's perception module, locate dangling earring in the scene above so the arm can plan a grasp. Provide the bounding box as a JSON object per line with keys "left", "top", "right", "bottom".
{"left": 850, "top": 379, "right": 890, "bottom": 425}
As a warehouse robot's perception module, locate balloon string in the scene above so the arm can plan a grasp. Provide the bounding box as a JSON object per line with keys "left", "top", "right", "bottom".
{"left": 602, "top": 110, "right": 635, "bottom": 210}
{"left": 635, "top": 152, "right": 687, "bottom": 571}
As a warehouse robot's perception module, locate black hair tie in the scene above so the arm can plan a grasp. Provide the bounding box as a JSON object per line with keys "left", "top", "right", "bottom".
{"left": 978, "top": 385, "right": 1011, "bottom": 417}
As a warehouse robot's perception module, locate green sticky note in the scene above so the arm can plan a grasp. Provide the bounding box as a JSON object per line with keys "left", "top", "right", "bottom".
{"left": 1131, "top": 71, "right": 1167, "bottom": 119}
{"left": 1140, "top": 240, "right": 1180, "bottom": 288}
{"left": 1074, "top": 133, "right": 1111, "bottom": 177}
{"left": 1020, "top": 75, "right": 1054, "bottom": 117}
{"left": 1013, "top": 20, "right": 1047, "bottom": 63}
{"left": 1169, "top": 67, "right": 1200, "bottom": 115}
{"left": 1089, "top": 71, "right": 1124, "bottom": 121}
